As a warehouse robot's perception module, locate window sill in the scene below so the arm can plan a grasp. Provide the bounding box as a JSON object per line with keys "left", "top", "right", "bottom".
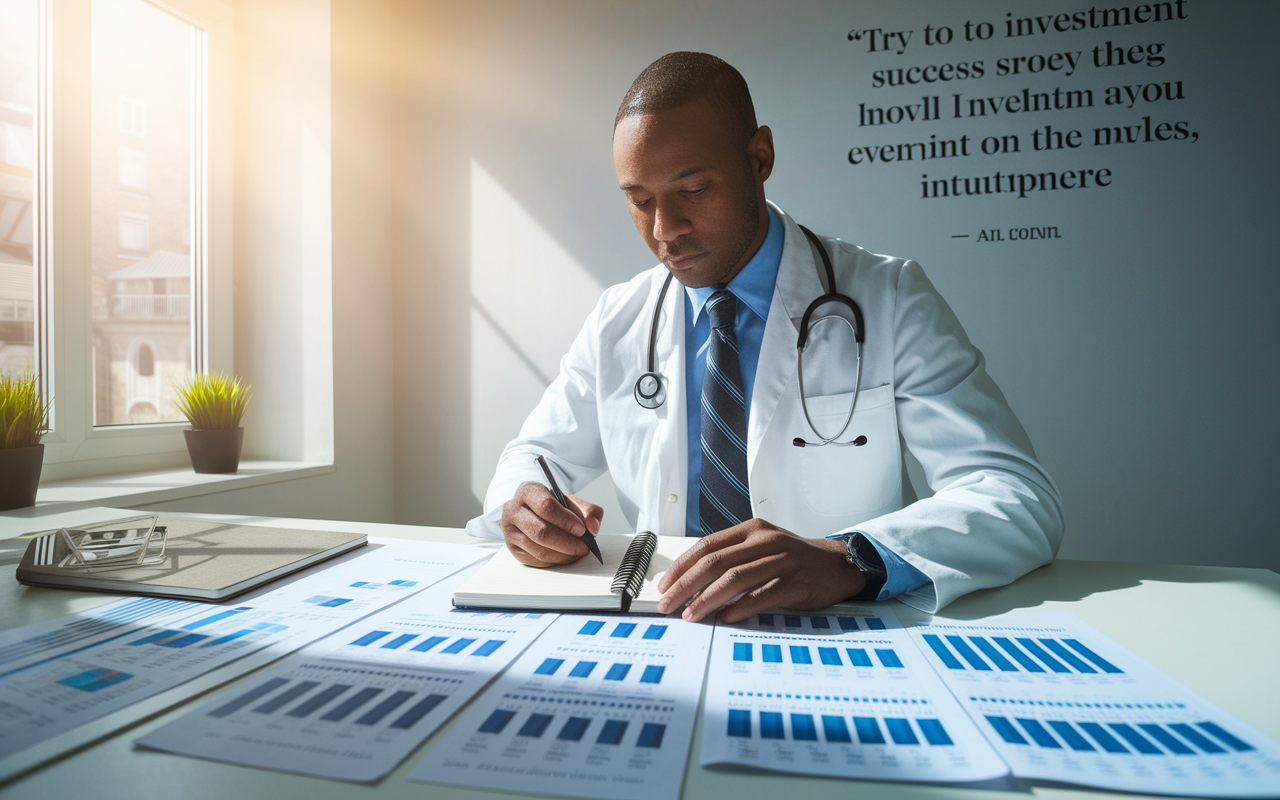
{"left": 0, "top": 461, "right": 336, "bottom": 523}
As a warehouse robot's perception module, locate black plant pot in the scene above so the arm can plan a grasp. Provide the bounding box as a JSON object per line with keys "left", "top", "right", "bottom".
{"left": 0, "top": 443, "right": 44, "bottom": 511}
{"left": 184, "top": 428, "right": 244, "bottom": 474}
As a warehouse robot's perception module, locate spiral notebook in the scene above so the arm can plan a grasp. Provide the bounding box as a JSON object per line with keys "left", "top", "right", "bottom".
{"left": 453, "top": 532, "right": 696, "bottom": 613}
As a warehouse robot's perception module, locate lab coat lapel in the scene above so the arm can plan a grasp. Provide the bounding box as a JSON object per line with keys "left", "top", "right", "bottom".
{"left": 748, "top": 204, "right": 828, "bottom": 482}
{"left": 656, "top": 273, "right": 688, "bottom": 534}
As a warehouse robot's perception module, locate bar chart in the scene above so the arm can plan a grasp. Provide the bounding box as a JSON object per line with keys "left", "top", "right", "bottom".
{"left": 912, "top": 611, "right": 1280, "bottom": 797}
{"left": 411, "top": 614, "right": 713, "bottom": 800}
{"left": 137, "top": 568, "right": 556, "bottom": 782}
{"left": 701, "top": 607, "right": 1009, "bottom": 784}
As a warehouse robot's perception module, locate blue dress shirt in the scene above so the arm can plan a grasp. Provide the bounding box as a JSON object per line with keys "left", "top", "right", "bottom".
{"left": 682, "top": 208, "right": 930, "bottom": 601}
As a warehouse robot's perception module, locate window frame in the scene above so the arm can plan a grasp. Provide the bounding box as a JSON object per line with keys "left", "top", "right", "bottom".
{"left": 35, "top": 0, "right": 233, "bottom": 478}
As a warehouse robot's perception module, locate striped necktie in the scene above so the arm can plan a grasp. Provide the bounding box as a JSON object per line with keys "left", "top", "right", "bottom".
{"left": 698, "top": 289, "right": 751, "bottom": 535}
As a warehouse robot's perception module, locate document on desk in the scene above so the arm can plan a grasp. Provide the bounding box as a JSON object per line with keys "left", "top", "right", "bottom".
{"left": 410, "top": 613, "right": 713, "bottom": 800}
{"left": 912, "top": 610, "right": 1280, "bottom": 798}
{"left": 699, "top": 607, "right": 1008, "bottom": 784}
{"left": 137, "top": 564, "right": 557, "bottom": 782}
{"left": 0, "top": 540, "right": 488, "bottom": 768}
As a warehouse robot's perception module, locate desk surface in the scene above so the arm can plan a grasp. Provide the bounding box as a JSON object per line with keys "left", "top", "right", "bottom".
{"left": 1, "top": 513, "right": 1277, "bottom": 800}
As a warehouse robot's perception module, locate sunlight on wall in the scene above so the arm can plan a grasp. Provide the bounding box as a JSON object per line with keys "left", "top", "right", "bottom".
{"left": 468, "top": 159, "right": 625, "bottom": 522}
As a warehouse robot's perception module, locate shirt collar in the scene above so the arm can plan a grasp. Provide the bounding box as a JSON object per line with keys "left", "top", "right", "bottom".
{"left": 685, "top": 206, "right": 783, "bottom": 324}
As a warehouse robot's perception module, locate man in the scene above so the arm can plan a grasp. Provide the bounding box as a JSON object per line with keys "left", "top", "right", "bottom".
{"left": 466, "top": 52, "right": 1063, "bottom": 621}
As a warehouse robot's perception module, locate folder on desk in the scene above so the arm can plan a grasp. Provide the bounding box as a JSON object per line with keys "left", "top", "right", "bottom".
{"left": 15, "top": 516, "right": 367, "bottom": 601}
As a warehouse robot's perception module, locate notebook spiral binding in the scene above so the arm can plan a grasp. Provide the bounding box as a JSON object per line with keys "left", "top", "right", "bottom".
{"left": 611, "top": 531, "right": 657, "bottom": 612}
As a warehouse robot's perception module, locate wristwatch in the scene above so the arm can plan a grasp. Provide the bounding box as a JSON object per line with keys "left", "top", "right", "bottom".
{"left": 841, "top": 532, "right": 887, "bottom": 602}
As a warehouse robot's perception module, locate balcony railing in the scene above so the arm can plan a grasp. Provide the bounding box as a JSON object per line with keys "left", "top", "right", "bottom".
{"left": 110, "top": 294, "right": 190, "bottom": 318}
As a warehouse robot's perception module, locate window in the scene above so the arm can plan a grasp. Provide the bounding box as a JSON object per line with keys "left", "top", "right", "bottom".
{"left": 6, "top": 0, "right": 233, "bottom": 473}
{"left": 118, "top": 96, "right": 146, "bottom": 137}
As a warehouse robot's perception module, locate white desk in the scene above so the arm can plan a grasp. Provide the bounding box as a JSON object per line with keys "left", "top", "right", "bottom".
{"left": 1, "top": 513, "right": 1277, "bottom": 799}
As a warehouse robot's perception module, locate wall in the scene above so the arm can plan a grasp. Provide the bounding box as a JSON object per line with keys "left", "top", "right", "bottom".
{"left": 389, "top": 0, "right": 1279, "bottom": 571}
{"left": 150, "top": 0, "right": 396, "bottom": 522}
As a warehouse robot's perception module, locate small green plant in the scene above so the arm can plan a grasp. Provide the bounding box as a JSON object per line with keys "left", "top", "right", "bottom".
{"left": 0, "top": 371, "right": 51, "bottom": 449}
{"left": 174, "top": 372, "right": 252, "bottom": 430}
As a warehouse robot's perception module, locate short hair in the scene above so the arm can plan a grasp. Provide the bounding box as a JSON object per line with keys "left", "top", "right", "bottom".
{"left": 614, "top": 52, "right": 758, "bottom": 142}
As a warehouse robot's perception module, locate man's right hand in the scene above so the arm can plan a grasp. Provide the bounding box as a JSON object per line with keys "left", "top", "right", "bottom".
{"left": 500, "top": 481, "right": 604, "bottom": 567}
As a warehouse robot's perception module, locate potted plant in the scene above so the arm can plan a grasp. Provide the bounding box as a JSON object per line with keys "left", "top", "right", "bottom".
{"left": 0, "top": 371, "right": 51, "bottom": 511}
{"left": 175, "top": 372, "right": 252, "bottom": 474}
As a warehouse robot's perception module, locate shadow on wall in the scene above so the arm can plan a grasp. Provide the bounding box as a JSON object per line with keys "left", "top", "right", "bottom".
{"left": 468, "top": 160, "right": 627, "bottom": 528}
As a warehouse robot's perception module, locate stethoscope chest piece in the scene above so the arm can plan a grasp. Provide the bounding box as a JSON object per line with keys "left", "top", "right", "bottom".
{"left": 634, "top": 372, "right": 667, "bottom": 409}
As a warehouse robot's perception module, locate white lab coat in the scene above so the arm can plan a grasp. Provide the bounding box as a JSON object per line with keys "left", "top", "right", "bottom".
{"left": 467, "top": 202, "right": 1064, "bottom": 612}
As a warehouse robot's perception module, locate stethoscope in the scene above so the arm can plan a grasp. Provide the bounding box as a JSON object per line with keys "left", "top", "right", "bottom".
{"left": 634, "top": 224, "right": 868, "bottom": 449}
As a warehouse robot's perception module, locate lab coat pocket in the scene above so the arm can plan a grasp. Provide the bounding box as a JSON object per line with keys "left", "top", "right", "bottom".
{"left": 798, "top": 383, "right": 900, "bottom": 517}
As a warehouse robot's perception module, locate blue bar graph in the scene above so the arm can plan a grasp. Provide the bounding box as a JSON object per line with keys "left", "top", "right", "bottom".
{"left": 866, "top": 618, "right": 887, "bottom": 630}
{"left": 1079, "top": 722, "right": 1128, "bottom": 753}
{"left": 1197, "top": 721, "right": 1254, "bottom": 752}
{"left": 559, "top": 717, "right": 591, "bottom": 741}
{"left": 970, "top": 637, "right": 1017, "bottom": 671}
{"left": 478, "top": 709, "right": 516, "bottom": 734}
{"left": 921, "top": 635, "right": 964, "bottom": 670}
{"left": 945, "top": 635, "right": 992, "bottom": 670}
{"left": 318, "top": 598, "right": 351, "bottom": 607}
{"left": 1140, "top": 724, "right": 1195, "bottom": 754}
{"left": 1063, "top": 639, "right": 1123, "bottom": 673}
{"left": 381, "top": 633, "right": 418, "bottom": 650}
{"left": 390, "top": 694, "right": 447, "bottom": 730}
{"left": 760, "top": 711, "right": 785, "bottom": 739}
{"left": 1040, "top": 639, "right": 1095, "bottom": 673}
{"left": 728, "top": 709, "right": 752, "bottom": 738}
{"left": 1016, "top": 637, "right": 1070, "bottom": 673}
{"left": 758, "top": 614, "right": 774, "bottom": 626}
{"left": 355, "top": 691, "right": 414, "bottom": 727}
{"left": 854, "top": 716, "right": 885, "bottom": 744}
{"left": 441, "top": 638, "right": 476, "bottom": 654}
{"left": 809, "top": 616, "right": 830, "bottom": 629}
{"left": 58, "top": 668, "right": 132, "bottom": 693}
{"left": 875, "top": 649, "right": 903, "bottom": 668}
{"left": 201, "top": 628, "right": 255, "bottom": 648}
{"left": 818, "top": 647, "right": 842, "bottom": 666}
{"left": 605, "top": 663, "right": 631, "bottom": 681}
{"left": 321, "top": 688, "right": 382, "bottom": 722}
{"left": 351, "top": 631, "right": 390, "bottom": 647}
{"left": 640, "top": 665, "right": 665, "bottom": 684}
{"left": 578, "top": 620, "right": 605, "bottom": 635}
{"left": 611, "top": 623, "right": 636, "bottom": 638}
{"left": 1170, "top": 723, "right": 1226, "bottom": 753}
{"left": 287, "top": 684, "right": 351, "bottom": 718}
{"left": 823, "top": 715, "right": 853, "bottom": 743}
{"left": 412, "top": 635, "right": 448, "bottom": 653}
{"left": 791, "top": 714, "right": 817, "bottom": 741}
{"left": 1109, "top": 723, "right": 1161, "bottom": 754}
{"left": 762, "top": 645, "right": 782, "bottom": 663}
{"left": 993, "top": 637, "right": 1044, "bottom": 672}
{"left": 130, "top": 630, "right": 183, "bottom": 646}
{"left": 518, "top": 713, "right": 554, "bottom": 738}
{"left": 783, "top": 615, "right": 802, "bottom": 628}
{"left": 569, "top": 661, "right": 597, "bottom": 678}
{"left": 158, "top": 633, "right": 210, "bottom": 648}
{"left": 642, "top": 625, "right": 667, "bottom": 640}
{"left": 535, "top": 658, "right": 564, "bottom": 675}
{"left": 836, "top": 617, "right": 860, "bottom": 631}
{"left": 637, "top": 722, "right": 666, "bottom": 748}
{"left": 597, "top": 720, "right": 628, "bottom": 745}
{"left": 733, "top": 642, "right": 753, "bottom": 662}
{"left": 1017, "top": 718, "right": 1062, "bottom": 748}
{"left": 885, "top": 718, "right": 919, "bottom": 745}
{"left": 1048, "top": 721, "right": 1095, "bottom": 751}
{"left": 789, "top": 645, "right": 812, "bottom": 665}
{"left": 473, "top": 639, "right": 505, "bottom": 657}
{"left": 918, "top": 719, "right": 953, "bottom": 746}
{"left": 181, "top": 608, "right": 245, "bottom": 630}
{"left": 253, "top": 681, "right": 318, "bottom": 714}
{"left": 986, "top": 716, "right": 1028, "bottom": 745}
{"left": 846, "top": 648, "right": 873, "bottom": 667}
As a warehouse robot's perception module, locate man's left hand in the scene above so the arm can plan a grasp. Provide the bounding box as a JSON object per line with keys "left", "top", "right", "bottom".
{"left": 656, "top": 519, "right": 867, "bottom": 623}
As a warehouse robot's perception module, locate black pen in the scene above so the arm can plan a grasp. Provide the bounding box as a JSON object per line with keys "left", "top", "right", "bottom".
{"left": 535, "top": 455, "right": 603, "bottom": 564}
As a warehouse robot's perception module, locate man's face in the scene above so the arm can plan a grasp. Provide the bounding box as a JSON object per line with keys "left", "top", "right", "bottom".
{"left": 612, "top": 99, "right": 773, "bottom": 289}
